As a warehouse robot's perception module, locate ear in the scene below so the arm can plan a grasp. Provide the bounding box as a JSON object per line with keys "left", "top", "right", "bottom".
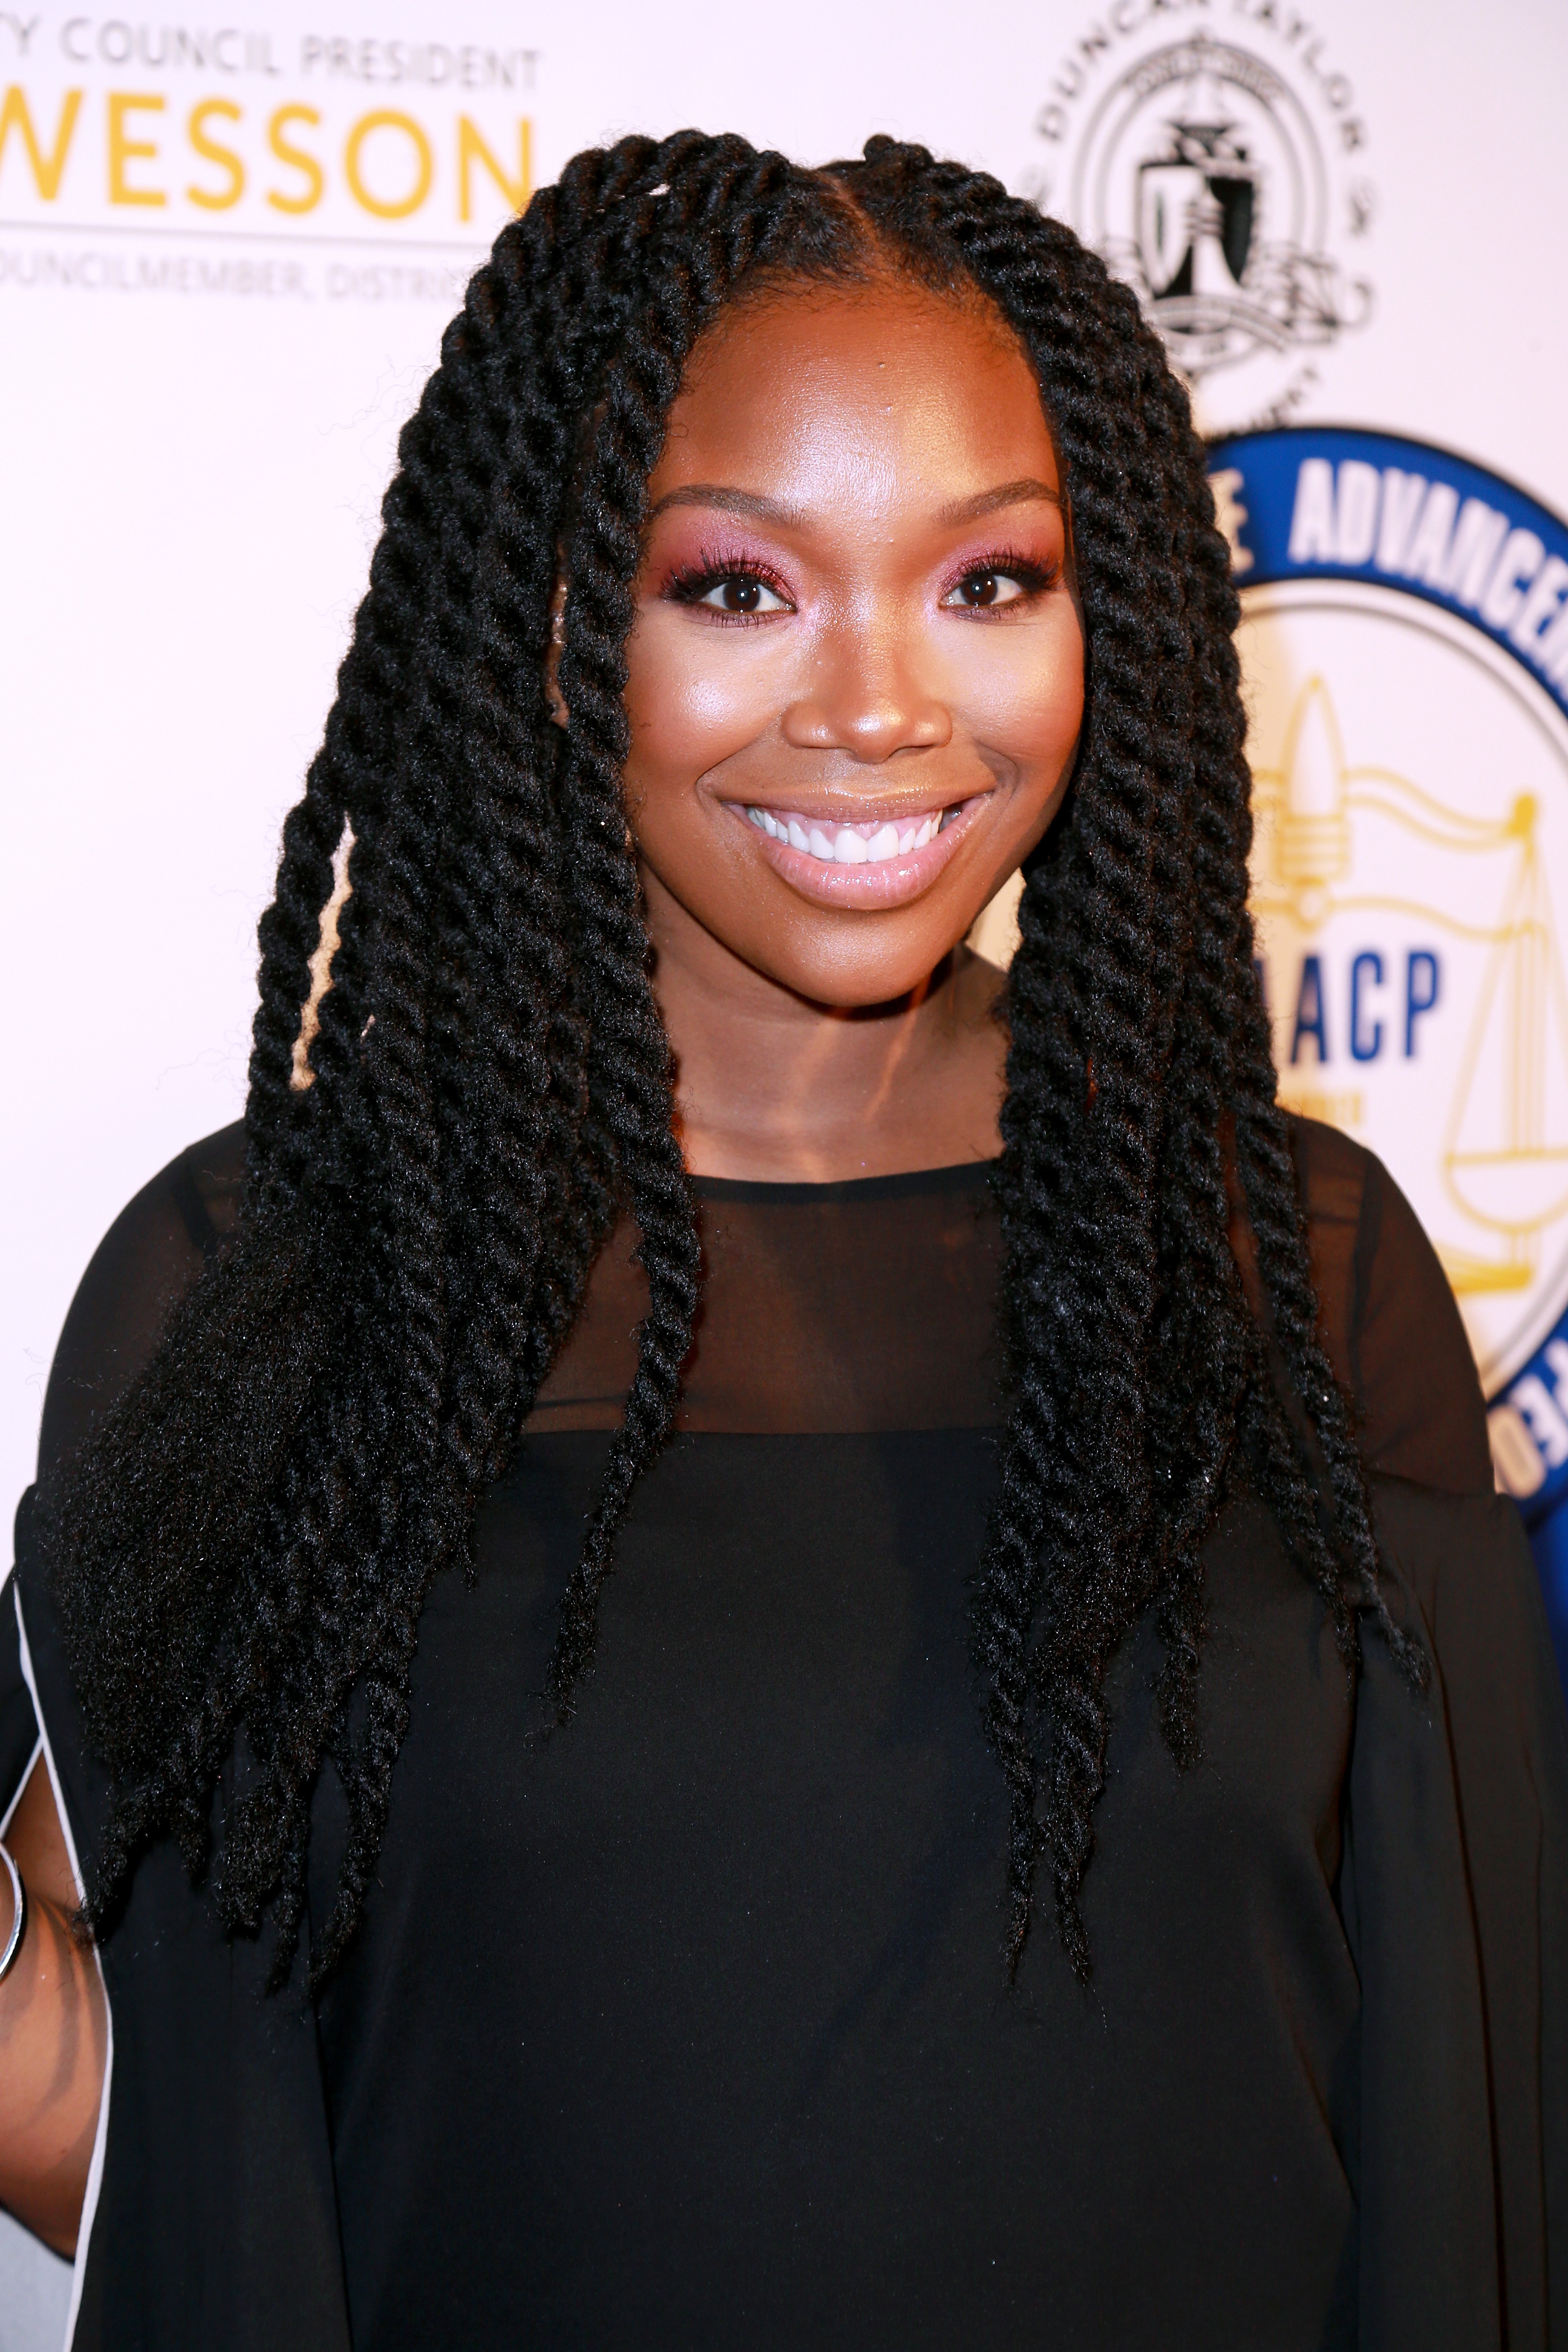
{"left": 544, "top": 577, "right": 568, "bottom": 728}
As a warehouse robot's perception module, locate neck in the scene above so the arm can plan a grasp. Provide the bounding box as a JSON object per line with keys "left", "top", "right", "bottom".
{"left": 643, "top": 871, "right": 1008, "bottom": 1183}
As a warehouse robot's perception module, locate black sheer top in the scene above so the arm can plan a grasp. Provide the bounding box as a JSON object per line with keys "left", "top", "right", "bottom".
{"left": 5, "top": 1118, "right": 1567, "bottom": 2352}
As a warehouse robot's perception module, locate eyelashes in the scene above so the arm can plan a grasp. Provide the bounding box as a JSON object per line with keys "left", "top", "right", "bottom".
{"left": 939, "top": 546, "right": 1062, "bottom": 606}
{"left": 659, "top": 540, "right": 1064, "bottom": 620}
{"left": 664, "top": 545, "right": 795, "bottom": 619}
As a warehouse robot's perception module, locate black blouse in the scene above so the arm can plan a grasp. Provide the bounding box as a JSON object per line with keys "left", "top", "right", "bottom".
{"left": 4, "top": 1116, "right": 1566, "bottom": 2351}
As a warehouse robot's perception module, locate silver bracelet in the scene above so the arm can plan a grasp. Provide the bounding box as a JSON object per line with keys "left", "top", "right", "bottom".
{"left": 0, "top": 1845, "right": 27, "bottom": 1984}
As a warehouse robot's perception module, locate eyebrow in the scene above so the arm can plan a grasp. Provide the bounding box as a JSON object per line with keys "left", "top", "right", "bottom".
{"left": 645, "top": 485, "right": 801, "bottom": 527}
{"left": 644, "top": 477, "right": 1063, "bottom": 529}
{"left": 934, "top": 477, "right": 1064, "bottom": 525}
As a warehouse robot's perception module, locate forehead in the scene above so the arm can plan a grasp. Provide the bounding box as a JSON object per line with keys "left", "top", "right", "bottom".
{"left": 652, "top": 277, "right": 1058, "bottom": 511}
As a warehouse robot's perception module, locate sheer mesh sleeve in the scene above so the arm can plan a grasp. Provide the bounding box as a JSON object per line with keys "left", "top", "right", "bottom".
{"left": 1290, "top": 1116, "right": 1493, "bottom": 1496}
{"left": 37, "top": 1123, "right": 245, "bottom": 1480}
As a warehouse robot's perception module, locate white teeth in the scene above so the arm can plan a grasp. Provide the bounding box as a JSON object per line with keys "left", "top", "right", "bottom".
{"left": 744, "top": 804, "right": 961, "bottom": 862}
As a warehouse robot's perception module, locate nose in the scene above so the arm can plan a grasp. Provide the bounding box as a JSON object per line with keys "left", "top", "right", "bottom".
{"left": 781, "top": 609, "right": 952, "bottom": 764}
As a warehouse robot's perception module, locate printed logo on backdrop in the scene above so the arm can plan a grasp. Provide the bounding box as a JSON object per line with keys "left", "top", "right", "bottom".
{"left": 1210, "top": 425, "right": 1568, "bottom": 1521}
{"left": 1030, "top": 6, "right": 1375, "bottom": 435}
{"left": 0, "top": 15, "right": 539, "bottom": 304}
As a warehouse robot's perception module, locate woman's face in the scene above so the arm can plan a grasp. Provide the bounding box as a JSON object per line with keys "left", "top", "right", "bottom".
{"left": 619, "top": 272, "right": 1085, "bottom": 1009}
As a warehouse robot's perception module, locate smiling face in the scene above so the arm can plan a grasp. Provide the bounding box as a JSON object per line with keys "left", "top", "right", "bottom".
{"left": 619, "top": 271, "right": 1086, "bottom": 1010}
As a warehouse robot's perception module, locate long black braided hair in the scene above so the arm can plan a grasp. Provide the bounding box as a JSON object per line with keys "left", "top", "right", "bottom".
{"left": 45, "top": 130, "right": 1423, "bottom": 1988}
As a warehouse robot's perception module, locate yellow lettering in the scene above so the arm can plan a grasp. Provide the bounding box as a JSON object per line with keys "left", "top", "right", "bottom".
{"left": 187, "top": 96, "right": 244, "bottom": 211}
{"left": 344, "top": 107, "right": 432, "bottom": 221}
{"left": 108, "top": 91, "right": 165, "bottom": 207}
{"left": 0, "top": 85, "right": 83, "bottom": 200}
{"left": 266, "top": 102, "right": 323, "bottom": 214}
{"left": 457, "top": 115, "right": 530, "bottom": 223}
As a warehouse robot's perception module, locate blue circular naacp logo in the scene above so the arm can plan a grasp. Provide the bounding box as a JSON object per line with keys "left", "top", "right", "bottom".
{"left": 1209, "top": 425, "right": 1568, "bottom": 1526}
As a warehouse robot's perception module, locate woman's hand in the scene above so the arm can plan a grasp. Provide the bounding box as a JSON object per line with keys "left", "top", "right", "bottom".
{"left": 0, "top": 1757, "right": 107, "bottom": 2257}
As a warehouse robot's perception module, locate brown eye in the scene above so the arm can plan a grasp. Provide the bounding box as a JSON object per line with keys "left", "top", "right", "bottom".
{"left": 695, "top": 574, "right": 788, "bottom": 614}
{"left": 942, "top": 568, "right": 1028, "bottom": 610}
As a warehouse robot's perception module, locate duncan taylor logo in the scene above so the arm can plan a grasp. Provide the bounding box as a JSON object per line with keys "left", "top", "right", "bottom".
{"left": 1211, "top": 426, "right": 1568, "bottom": 1530}
{"left": 1033, "top": 11, "right": 1374, "bottom": 434}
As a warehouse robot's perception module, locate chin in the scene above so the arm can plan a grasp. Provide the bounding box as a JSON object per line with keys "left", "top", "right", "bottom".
{"left": 754, "top": 926, "right": 976, "bottom": 1010}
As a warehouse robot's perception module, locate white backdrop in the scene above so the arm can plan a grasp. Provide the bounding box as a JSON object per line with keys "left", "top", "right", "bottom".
{"left": 2, "top": 7, "right": 1568, "bottom": 2326}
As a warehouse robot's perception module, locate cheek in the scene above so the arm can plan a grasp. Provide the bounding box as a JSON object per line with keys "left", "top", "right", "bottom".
{"left": 623, "top": 612, "right": 788, "bottom": 790}
{"left": 951, "top": 613, "right": 1085, "bottom": 782}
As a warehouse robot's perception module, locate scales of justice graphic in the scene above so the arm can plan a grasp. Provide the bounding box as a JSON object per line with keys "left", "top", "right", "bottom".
{"left": 1250, "top": 674, "right": 1568, "bottom": 1310}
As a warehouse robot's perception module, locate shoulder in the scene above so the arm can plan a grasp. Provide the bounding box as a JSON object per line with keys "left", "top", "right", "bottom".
{"left": 38, "top": 1123, "right": 246, "bottom": 1481}
{"left": 1287, "top": 1115, "right": 1493, "bottom": 1496}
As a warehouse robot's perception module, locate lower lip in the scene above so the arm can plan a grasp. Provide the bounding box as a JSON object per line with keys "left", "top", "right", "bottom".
{"left": 724, "top": 795, "right": 991, "bottom": 909}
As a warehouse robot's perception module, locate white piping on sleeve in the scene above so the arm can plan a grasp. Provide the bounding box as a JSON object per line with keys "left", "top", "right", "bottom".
{"left": 0, "top": 1732, "right": 43, "bottom": 1841}
{"left": 14, "top": 1581, "right": 114, "bottom": 2352}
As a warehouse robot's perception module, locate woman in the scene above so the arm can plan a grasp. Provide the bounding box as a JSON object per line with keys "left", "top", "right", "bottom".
{"left": 2, "top": 131, "right": 1564, "bottom": 2350}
